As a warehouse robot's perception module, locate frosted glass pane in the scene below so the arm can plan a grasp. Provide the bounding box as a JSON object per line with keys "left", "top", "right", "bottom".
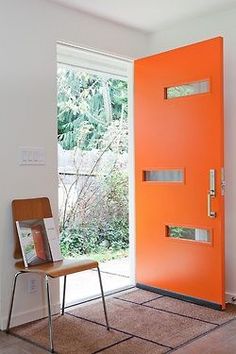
{"left": 144, "top": 169, "right": 184, "bottom": 182}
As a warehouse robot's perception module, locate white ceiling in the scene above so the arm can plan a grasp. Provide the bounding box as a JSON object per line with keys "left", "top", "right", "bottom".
{"left": 50, "top": 0, "right": 236, "bottom": 33}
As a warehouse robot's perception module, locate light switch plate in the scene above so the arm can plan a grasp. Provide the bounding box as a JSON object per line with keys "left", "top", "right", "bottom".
{"left": 19, "top": 147, "right": 45, "bottom": 165}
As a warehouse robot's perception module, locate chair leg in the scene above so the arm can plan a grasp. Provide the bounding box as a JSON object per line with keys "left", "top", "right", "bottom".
{"left": 61, "top": 275, "right": 67, "bottom": 315}
{"left": 97, "top": 266, "right": 110, "bottom": 330}
{"left": 6, "top": 271, "right": 22, "bottom": 333}
{"left": 45, "top": 275, "right": 54, "bottom": 353}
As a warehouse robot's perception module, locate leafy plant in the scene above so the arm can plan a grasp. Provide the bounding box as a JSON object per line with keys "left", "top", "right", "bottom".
{"left": 57, "top": 68, "right": 128, "bottom": 152}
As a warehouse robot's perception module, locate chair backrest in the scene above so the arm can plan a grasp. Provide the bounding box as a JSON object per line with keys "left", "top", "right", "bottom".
{"left": 12, "top": 197, "right": 53, "bottom": 259}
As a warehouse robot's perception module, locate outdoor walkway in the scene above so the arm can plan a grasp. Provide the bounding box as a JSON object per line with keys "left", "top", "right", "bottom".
{"left": 60, "top": 257, "right": 131, "bottom": 306}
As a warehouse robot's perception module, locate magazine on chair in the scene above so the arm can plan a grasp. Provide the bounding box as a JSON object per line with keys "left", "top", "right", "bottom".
{"left": 16, "top": 217, "right": 62, "bottom": 267}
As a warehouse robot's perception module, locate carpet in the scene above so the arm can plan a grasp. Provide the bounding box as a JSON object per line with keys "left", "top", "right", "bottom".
{"left": 11, "top": 288, "right": 236, "bottom": 353}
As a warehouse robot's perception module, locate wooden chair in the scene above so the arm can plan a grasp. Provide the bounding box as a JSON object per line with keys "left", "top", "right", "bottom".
{"left": 6, "top": 197, "right": 109, "bottom": 353}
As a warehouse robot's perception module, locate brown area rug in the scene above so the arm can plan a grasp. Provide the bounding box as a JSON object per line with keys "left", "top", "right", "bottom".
{"left": 144, "top": 296, "right": 236, "bottom": 325}
{"left": 12, "top": 314, "right": 130, "bottom": 354}
{"left": 10, "top": 289, "right": 236, "bottom": 354}
{"left": 70, "top": 297, "right": 216, "bottom": 348}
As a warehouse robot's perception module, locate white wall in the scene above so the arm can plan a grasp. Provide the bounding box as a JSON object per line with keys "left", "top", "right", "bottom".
{"left": 0, "top": 0, "right": 148, "bottom": 330}
{"left": 149, "top": 7, "right": 236, "bottom": 301}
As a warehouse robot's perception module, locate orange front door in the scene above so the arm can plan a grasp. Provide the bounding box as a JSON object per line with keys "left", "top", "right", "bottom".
{"left": 135, "top": 37, "right": 225, "bottom": 308}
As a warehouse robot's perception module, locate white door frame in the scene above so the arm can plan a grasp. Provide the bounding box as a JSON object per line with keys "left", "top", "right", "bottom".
{"left": 57, "top": 43, "right": 136, "bottom": 293}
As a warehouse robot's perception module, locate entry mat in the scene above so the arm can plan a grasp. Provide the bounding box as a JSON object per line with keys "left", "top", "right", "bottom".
{"left": 10, "top": 288, "right": 236, "bottom": 353}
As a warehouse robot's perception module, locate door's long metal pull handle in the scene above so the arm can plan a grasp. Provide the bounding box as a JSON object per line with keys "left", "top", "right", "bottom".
{"left": 208, "top": 190, "right": 216, "bottom": 218}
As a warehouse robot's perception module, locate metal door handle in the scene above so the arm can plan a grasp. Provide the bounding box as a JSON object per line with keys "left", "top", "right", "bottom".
{"left": 208, "top": 169, "right": 216, "bottom": 218}
{"left": 208, "top": 190, "right": 216, "bottom": 218}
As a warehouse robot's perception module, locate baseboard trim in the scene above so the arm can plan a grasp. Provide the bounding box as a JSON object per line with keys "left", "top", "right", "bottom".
{"left": 1, "top": 302, "right": 60, "bottom": 331}
{"left": 136, "top": 283, "right": 222, "bottom": 310}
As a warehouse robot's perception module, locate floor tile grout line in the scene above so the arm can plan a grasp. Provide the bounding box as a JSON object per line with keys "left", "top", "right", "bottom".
{"left": 66, "top": 311, "right": 173, "bottom": 349}
{"left": 91, "top": 336, "right": 133, "bottom": 354}
{"left": 142, "top": 303, "right": 222, "bottom": 326}
{"left": 113, "top": 295, "right": 164, "bottom": 305}
{"left": 113, "top": 296, "right": 228, "bottom": 326}
{"left": 66, "top": 311, "right": 109, "bottom": 329}
{"left": 141, "top": 295, "right": 165, "bottom": 304}
{"left": 113, "top": 296, "right": 163, "bottom": 307}
{"left": 167, "top": 317, "right": 236, "bottom": 353}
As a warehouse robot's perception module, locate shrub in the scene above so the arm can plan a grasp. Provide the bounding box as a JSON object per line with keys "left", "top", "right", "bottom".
{"left": 60, "top": 169, "right": 129, "bottom": 259}
{"left": 60, "top": 218, "right": 129, "bottom": 258}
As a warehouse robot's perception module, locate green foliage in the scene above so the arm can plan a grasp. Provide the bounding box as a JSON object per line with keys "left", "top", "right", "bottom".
{"left": 88, "top": 249, "right": 128, "bottom": 263}
{"left": 104, "top": 171, "right": 129, "bottom": 220}
{"left": 57, "top": 67, "right": 128, "bottom": 152}
{"left": 60, "top": 224, "right": 99, "bottom": 257}
{"left": 169, "top": 226, "right": 195, "bottom": 239}
{"left": 60, "top": 218, "right": 129, "bottom": 258}
{"left": 103, "top": 218, "right": 129, "bottom": 251}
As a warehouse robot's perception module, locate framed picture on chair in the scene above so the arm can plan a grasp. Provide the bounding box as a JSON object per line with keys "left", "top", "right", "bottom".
{"left": 16, "top": 217, "right": 62, "bottom": 267}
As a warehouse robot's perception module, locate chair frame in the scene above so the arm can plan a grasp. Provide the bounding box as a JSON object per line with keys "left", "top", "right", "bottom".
{"left": 6, "top": 266, "right": 109, "bottom": 353}
{"left": 6, "top": 197, "right": 110, "bottom": 353}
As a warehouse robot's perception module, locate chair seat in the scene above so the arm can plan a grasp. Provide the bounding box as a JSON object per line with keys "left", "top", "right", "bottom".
{"left": 15, "top": 259, "right": 98, "bottom": 278}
